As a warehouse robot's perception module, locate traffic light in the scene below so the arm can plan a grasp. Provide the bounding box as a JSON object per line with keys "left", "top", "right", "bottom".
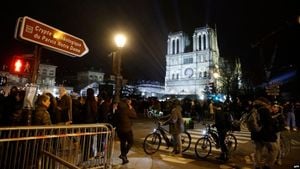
{"left": 10, "top": 55, "right": 34, "bottom": 76}
{"left": 14, "top": 58, "right": 23, "bottom": 72}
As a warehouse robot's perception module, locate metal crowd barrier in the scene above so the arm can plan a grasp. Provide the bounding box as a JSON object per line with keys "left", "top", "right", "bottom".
{"left": 0, "top": 124, "right": 115, "bottom": 169}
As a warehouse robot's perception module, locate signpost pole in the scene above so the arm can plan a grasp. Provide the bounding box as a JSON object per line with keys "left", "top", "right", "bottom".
{"left": 31, "top": 45, "right": 41, "bottom": 84}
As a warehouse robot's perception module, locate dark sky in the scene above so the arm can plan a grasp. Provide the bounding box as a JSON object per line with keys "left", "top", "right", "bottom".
{"left": 0, "top": 0, "right": 299, "bottom": 84}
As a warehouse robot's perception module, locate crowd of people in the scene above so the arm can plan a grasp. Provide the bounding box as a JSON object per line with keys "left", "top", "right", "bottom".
{"left": 0, "top": 85, "right": 299, "bottom": 168}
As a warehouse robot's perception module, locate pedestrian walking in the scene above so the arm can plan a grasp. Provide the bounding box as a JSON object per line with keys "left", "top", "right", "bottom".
{"left": 114, "top": 98, "right": 137, "bottom": 164}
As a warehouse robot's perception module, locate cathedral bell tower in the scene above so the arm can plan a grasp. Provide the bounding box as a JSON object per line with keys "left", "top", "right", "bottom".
{"left": 165, "top": 26, "right": 220, "bottom": 99}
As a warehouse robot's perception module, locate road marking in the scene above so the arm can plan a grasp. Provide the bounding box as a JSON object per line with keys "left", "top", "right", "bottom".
{"left": 159, "top": 154, "right": 194, "bottom": 164}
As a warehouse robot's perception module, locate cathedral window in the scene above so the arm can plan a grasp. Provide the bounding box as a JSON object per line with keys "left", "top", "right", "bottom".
{"left": 176, "top": 74, "right": 179, "bottom": 79}
{"left": 204, "top": 71, "right": 207, "bottom": 78}
{"left": 172, "top": 40, "right": 175, "bottom": 54}
{"left": 199, "top": 72, "right": 202, "bottom": 78}
{"left": 176, "top": 39, "right": 180, "bottom": 54}
{"left": 203, "top": 35, "right": 207, "bottom": 49}
{"left": 198, "top": 35, "right": 202, "bottom": 51}
{"left": 172, "top": 74, "right": 175, "bottom": 79}
{"left": 183, "top": 58, "right": 193, "bottom": 64}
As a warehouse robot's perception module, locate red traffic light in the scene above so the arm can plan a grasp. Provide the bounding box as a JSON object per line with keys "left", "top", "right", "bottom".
{"left": 14, "top": 59, "right": 23, "bottom": 72}
{"left": 10, "top": 55, "right": 34, "bottom": 75}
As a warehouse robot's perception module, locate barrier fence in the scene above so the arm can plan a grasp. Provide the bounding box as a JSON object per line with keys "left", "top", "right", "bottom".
{"left": 0, "top": 124, "right": 115, "bottom": 169}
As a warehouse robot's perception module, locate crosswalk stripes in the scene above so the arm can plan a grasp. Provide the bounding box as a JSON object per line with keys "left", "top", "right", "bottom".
{"left": 183, "top": 128, "right": 251, "bottom": 155}
{"left": 187, "top": 128, "right": 251, "bottom": 144}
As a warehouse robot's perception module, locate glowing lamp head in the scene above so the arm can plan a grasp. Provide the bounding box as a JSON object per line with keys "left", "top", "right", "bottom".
{"left": 114, "top": 34, "right": 126, "bottom": 48}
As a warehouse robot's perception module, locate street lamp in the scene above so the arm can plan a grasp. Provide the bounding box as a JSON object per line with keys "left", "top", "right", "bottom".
{"left": 113, "top": 34, "right": 126, "bottom": 102}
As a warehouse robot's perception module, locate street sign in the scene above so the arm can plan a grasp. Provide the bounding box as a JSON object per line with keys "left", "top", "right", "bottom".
{"left": 15, "top": 16, "right": 89, "bottom": 57}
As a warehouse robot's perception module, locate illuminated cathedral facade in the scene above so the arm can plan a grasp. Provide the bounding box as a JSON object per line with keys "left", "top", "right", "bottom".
{"left": 165, "top": 26, "right": 221, "bottom": 99}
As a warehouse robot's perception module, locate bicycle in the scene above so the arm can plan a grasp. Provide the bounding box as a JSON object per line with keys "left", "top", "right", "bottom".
{"left": 143, "top": 115, "right": 192, "bottom": 155}
{"left": 194, "top": 123, "right": 237, "bottom": 159}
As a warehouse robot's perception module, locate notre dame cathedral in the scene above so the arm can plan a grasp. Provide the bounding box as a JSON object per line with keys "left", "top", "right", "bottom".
{"left": 165, "top": 26, "right": 222, "bottom": 99}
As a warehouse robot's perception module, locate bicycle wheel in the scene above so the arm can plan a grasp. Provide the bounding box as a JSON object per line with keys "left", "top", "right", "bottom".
{"left": 143, "top": 133, "right": 161, "bottom": 155}
{"left": 181, "top": 132, "right": 191, "bottom": 152}
{"left": 195, "top": 137, "right": 212, "bottom": 159}
{"left": 225, "top": 133, "right": 237, "bottom": 152}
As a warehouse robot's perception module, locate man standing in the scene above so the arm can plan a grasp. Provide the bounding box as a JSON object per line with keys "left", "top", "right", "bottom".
{"left": 214, "top": 102, "right": 231, "bottom": 161}
{"left": 56, "top": 87, "right": 72, "bottom": 125}
{"left": 114, "top": 98, "right": 137, "bottom": 164}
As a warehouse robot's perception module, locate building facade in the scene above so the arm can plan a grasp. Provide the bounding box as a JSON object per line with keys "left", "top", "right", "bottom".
{"left": 165, "top": 26, "right": 220, "bottom": 99}
{"left": 77, "top": 70, "right": 105, "bottom": 96}
{"left": 37, "top": 64, "right": 57, "bottom": 87}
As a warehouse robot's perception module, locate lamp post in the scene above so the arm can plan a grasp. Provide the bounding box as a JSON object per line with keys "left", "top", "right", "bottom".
{"left": 113, "top": 34, "right": 126, "bottom": 102}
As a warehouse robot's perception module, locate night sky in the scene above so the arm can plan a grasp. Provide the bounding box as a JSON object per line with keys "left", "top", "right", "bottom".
{"left": 0, "top": 0, "right": 299, "bottom": 85}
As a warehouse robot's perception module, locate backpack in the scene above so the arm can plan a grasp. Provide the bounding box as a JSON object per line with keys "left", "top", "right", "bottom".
{"left": 246, "top": 108, "right": 262, "bottom": 132}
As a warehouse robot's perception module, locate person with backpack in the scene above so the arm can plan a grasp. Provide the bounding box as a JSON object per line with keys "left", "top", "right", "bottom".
{"left": 249, "top": 97, "right": 279, "bottom": 169}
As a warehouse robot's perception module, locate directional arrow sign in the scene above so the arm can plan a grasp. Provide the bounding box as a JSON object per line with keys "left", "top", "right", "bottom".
{"left": 15, "top": 16, "right": 89, "bottom": 57}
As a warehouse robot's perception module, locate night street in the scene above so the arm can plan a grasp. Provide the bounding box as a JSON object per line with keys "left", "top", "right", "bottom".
{"left": 111, "top": 115, "right": 300, "bottom": 169}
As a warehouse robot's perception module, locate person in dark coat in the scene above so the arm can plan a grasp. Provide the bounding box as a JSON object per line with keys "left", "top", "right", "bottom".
{"left": 56, "top": 87, "right": 72, "bottom": 125}
{"left": 44, "top": 91, "right": 58, "bottom": 124}
{"left": 32, "top": 94, "right": 52, "bottom": 125}
{"left": 115, "top": 98, "right": 137, "bottom": 164}
{"left": 83, "top": 88, "right": 98, "bottom": 123}
{"left": 252, "top": 97, "right": 279, "bottom": 169}
{"left": 214, "top": 102, "right": 231, "bottom": 161}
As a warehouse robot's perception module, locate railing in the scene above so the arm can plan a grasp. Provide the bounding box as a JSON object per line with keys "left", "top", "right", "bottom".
{"left": 0, "top": 124, "right": 115, "bottom": 169}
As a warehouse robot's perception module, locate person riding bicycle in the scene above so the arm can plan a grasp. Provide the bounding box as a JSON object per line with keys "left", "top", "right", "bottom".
{"left": 161, "top": 99, "right": 184, "bottom": 155}
{"left": 213, "top": 102, "right": 232, "bottom": 161}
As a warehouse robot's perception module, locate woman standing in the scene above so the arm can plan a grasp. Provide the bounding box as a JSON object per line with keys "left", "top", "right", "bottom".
{"left": 32, "top": 94, "right": 52, "bottom": 125}
{"left": 163, "top": 99, "right": 184, "bottom": 155}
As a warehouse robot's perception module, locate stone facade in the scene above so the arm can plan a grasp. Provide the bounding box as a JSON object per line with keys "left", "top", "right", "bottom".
{"left": 165, "top": 26, "right": 220, "bottom": 99}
